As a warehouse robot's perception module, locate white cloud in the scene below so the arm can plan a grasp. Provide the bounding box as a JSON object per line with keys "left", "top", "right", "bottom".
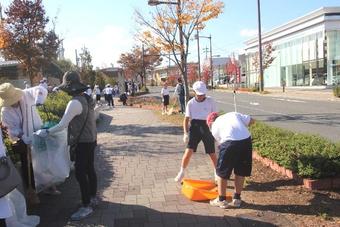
{"left": 240, "top": 28, "right": 258, "bottom": 37}
{"left": 63, "top": 25, "right": 133, "bottom": 68}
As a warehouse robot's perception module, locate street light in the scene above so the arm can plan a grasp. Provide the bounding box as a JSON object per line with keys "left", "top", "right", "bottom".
{"left": 257, "top": 0, "right": 264, "bottom": 92}
{"left": 148, "top": 0, "right": 178, "bottom": 5}
{"left": 148, "top": 0, "right": 189, "bottom": 102}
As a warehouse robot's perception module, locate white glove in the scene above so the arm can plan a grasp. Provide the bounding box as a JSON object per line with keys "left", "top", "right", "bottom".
{"left": 183, "top": 133, "right": 189, "bottom": 143}
{"left": 35, "top": 129, "right": 48, "bottom": 138}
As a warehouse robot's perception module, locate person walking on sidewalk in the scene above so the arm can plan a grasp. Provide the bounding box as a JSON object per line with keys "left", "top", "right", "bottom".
{"left": 206, "top": 111, "right": 255, "bottom": 209}
{"left": 174, "top": 78, "right": 185, "bottom": 114}
{"left": 36, "top": 71, "right": 98, "bottom": 221}
{"left": 174, "top": 81, "right": 218, "bottom": 182}
{"left": 161, "top": 82, "right": 170, "bottom": 115}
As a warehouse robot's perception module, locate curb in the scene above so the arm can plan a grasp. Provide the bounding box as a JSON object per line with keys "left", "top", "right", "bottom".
{"left": 253, "top": 151, "right": 340, "bottom": 190}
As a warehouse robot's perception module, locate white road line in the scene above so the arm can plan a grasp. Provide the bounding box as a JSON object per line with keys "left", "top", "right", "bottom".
{"left": 249, "top": 102, "right": 259, "bottom": 105}
{"left": 272, "top": 98, "right": 306, "bottom": 103}
{"left": 216, "top": 100, "right": 288, "bottom": 116}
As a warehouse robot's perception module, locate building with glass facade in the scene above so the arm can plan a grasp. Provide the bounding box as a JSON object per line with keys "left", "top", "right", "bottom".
{"left": 244, "top": 7, "right": 340, "bottom": 88}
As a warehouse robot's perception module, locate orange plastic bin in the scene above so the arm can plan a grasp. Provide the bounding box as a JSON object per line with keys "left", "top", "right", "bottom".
{"left": 181, "top": 178, "right": 232, "bottom": 201}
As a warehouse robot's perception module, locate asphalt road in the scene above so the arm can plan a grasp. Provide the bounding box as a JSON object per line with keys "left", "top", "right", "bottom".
{"left": 147, "top": 86, "right": 340, "bottom": 142}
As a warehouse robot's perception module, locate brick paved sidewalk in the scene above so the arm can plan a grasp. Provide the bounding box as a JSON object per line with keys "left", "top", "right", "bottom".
{"left": 32, "top": 105, "right": 293, "bottom": 227}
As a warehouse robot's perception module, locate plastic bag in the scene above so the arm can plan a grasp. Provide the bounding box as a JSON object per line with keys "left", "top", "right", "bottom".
{"left": 31, "top": 129, "right": 71, "bottom": 192}
{"left": 5, "top": 189, "right": 40, "bottom": 227}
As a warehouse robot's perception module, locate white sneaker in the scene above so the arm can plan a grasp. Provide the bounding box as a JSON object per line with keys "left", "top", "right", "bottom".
{"left": 228, "top": 199, "right": 242, "bottom": 208}
{"left": 71, "top": 206, "right": 93, "bottom": 221}
{"left": 174, "top": 171, "right": 184, "bottom": 182}
{"left": 210, "top": 197, "right": 228, "bottom": 209}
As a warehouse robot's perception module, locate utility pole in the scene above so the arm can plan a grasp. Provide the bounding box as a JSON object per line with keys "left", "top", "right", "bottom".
{"left": 203, "top": 46, "right": 209, "bottom": 59}
{"left": 196, "top": 28, "right": 201, "bottom": 80}
{"left": 142, "top": 44, "right": 146, "bottom": 86}
{"left": 0, "top": 3, "right": 3, "bottom": 20}
{"left": 257, "top": 0, "right": 264, "bottom": 92}
{"left": 75, "top": 49, "right": 79, "bottom": 69}
{"left": 209, "top": 35, "right": 213, "bottom": 89}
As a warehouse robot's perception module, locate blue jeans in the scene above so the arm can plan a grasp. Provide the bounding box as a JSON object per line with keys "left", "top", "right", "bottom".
{"left": 178, "top": 95, "right": 185, "bottom": 113}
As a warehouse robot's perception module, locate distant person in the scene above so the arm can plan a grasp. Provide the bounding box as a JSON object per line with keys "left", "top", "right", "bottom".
{"left": 35, "top": 71, "right": 98, "bottom": 221}
{"left": 105, "top": 85, "right": 114, "bottom": 107}
{"left": 23, "top": 80, "right": 30, "bottom": 89}
{"left": 207, "top": 111, "right": 255, "bottom": 209}
{"left": 119, "top": 92, "right": 128, "bottom": 106}
{"left": 174, "top": 81, "right": 218, "bottom": 183}
{"left": 161, "top": 82, "right": 170, "bottom": 115}
{"left": 94, "top": 85, "right": 101, "bottom": 104}
{"left": 85, "top": 85, "right": 92, "bottom": 97}
{"left": 174, "top": 78, "right": 185, "bottom": 114}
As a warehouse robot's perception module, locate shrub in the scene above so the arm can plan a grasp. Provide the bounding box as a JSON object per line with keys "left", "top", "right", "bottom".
{"left": 250, "top": 121, "right": 340, "bottom": 179}
{"left": 37, "top": 91, "right": 71, "bottom": 123}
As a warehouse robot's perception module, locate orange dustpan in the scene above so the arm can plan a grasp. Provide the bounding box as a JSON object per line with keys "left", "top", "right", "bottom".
{"left": 181, "top": 178, "right": 232, "bottom": 201}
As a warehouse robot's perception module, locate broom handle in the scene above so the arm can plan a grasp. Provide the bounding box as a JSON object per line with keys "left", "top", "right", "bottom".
{"left": 26, "top": 145, "right": 33, "bottom": 190}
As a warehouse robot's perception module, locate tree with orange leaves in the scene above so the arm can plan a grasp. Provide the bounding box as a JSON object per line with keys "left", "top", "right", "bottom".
{"left": 136, "top": 0, "right": 224, "bottom": 102}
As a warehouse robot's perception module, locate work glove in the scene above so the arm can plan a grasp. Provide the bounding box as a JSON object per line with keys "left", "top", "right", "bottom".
{"left": 183, "top": 133, "right": 189, "bottom": 143}
{"left": 35, "top": 129, "right": 48, "bottom": 138}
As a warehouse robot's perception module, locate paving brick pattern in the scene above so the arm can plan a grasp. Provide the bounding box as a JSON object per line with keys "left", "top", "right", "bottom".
{"left": 33, "top": 105, "right": 292, "bottom": 227}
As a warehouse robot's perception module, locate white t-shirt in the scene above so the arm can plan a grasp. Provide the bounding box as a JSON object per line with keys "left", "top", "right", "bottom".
{"left": 211, "top": 112, "right": 251, "bottom": 144}
{"left": 161, "top": 87, "right": 170, "bottom": 96}
{"left": 185, "top": 96, "right": 216, "bottom": 120}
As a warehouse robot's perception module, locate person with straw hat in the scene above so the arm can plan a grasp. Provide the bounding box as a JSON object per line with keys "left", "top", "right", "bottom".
{"left": 0, "top": 83, "right": 49, "bottom": 205}
{"left": 35, "top": 71, "right": 98, "bottom": 221}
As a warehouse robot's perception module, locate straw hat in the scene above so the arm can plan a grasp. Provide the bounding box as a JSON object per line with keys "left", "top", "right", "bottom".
{"left": 0, "top": 83, "right": 24, "bottom": 107}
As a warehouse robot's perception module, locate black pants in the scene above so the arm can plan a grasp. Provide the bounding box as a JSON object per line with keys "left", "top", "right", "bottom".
{"left": 107, "top": 94, "right": 114, "bottom": 106}
{"left": 11, "top": 140, "right": 35, "bottom": 189}
{"left": 75, "top": 142, "right": 97, "bottom": 206}
{"left": 0, "top": 218, "right": 6, "bottom": 227}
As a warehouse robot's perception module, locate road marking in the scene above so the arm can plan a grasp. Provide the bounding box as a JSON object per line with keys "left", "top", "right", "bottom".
{"left": 216, "top": 100, "right": 287, "bottom": 116}
{"left": 272, "top": 98, "right": 306, "bottom": 103}
{"left": 250, "top": 102, "right": 259, "bottom": 105}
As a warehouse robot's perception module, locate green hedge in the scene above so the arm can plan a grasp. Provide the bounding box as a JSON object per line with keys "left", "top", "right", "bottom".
{"left": 37, "top": 91, "right": 71, "bottom": 123}
{"left": 250, "top": 121, "right": 340, "bottom": 179}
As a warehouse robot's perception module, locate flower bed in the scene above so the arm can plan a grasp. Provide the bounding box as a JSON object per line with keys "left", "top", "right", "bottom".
{"left": 250, "top": 122, "right": 340, "bottom": 190}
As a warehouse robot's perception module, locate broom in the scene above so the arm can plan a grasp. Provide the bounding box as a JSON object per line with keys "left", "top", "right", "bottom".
{"left": 26, "top": 104, "right": 40, "bottom": 205}
{"left": 26, "top": 145, "right": 40, "bottom": 205}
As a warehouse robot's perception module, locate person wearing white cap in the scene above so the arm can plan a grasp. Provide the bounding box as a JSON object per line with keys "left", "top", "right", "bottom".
{"left": 174, "top": 81, "right": 218, "bottom": 183}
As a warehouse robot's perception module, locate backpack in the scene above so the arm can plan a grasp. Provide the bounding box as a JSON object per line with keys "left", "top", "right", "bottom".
{"left": 177, "top": 84, "right": 185, "bottom": 96}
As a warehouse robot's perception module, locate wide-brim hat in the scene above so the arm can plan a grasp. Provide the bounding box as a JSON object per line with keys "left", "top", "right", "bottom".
{"left": 58, "top": 71, "right": 87, "bottom": 94}
{"left": 0, "top": 83, "right": 24, "bottom": 107}
{"left": 192, "top": 81, "right": 207, "bottom": 95}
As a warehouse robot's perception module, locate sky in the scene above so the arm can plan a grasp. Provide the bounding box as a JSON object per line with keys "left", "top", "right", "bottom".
{"left": 1, "top": 0, "right": 340, "bottom": 68}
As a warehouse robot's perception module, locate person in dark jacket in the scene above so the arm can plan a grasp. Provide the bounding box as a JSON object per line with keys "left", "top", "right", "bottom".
{"left": 35, "top": 71, "right": 98, "bottom": 221}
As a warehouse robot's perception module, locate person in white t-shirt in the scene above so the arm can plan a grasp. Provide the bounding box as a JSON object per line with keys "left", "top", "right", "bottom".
{"left": 174, "top": 81, "right": 218, "bottom": 183}
{"left": 206, "top": 111, "right": 255, "bottom": 209}
{"left": 160, "top": 82, "right": 170, "bottom": 115}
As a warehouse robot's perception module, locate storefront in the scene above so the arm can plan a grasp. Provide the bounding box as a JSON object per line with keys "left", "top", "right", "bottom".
{"left": 244, "top": 7, "right": 340, "bottom": 88}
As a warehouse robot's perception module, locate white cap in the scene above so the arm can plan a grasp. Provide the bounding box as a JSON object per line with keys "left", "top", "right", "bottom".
{"left": 192, "top": 81, "right": 207, "bottom": 95}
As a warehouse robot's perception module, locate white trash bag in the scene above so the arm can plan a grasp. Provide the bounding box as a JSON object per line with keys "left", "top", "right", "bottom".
{"left": 31, "top": 129, "right": 71, "bottom": 192}
{"left": 6, "top": 189, "right": 40, "bottom": 227}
